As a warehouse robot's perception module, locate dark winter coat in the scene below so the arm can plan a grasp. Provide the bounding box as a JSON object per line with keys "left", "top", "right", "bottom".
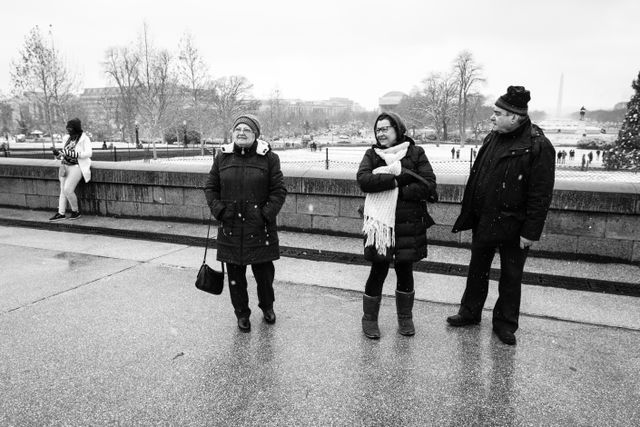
{"left": 204, "top": 140, "right": 287, "bottom": 265}
{"left": 357, "top": 137, "right": 437, "bottom": 263}
{"left": 452, "top": 119, "right": 555, "bottom": 243}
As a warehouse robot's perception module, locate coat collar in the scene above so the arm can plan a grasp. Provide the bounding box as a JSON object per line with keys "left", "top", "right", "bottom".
{"left": 220, "top": 139, "right": 270, "bottom": 156}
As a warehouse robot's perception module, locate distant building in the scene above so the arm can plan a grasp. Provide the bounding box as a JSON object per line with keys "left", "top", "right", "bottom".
{"left": 257, "top": 97, "right": 363, "bottom": 118}
{"left": 78, "top": 87, "right": 121, "bottom": 127}
{"left": 378, "top": 91, "right": 407, "bottom": 111}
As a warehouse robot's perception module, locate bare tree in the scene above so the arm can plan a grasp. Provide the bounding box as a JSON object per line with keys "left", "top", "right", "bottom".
{"left": 414, "top": 72, "right": 458, "bottom": 141}
{"left": 137, "top": 23, "right": 178, "bottom": 158}
{"left": 211, "top": 76, "right": 258, "bottom": 143}
{"left": 103, "top": 46, "right": 140, "bottom": 145}
{"left": 453, "top": 50, "right": 484, "bottom": 145}
{"left": 11, "top": 25, "right": 77, "bottom": 146}
{"left": 260, "top": 87, "right": 284, "bottom": 139}
{"left": 178, "top": 31, "right": 213, "bottom": 152}
{"left": 466, "top": 93, "right": 493, "bottom": 142}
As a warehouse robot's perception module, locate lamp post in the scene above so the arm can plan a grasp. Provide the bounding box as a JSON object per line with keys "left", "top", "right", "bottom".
{"left": 183, "top": 120, "right": 188, "bottom": 147}
{"left": 135, "top": 121, "right": 140, "bottom": 148}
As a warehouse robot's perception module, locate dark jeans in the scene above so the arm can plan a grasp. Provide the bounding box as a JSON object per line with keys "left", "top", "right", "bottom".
{"left": 365, "top": 261, "right": 414, "bottom": 297}
{"left": 459, "top": 237, "right": 529, "bottom": 333}
{"left": 227, "top": 261, "right": 275, "bottom": 319}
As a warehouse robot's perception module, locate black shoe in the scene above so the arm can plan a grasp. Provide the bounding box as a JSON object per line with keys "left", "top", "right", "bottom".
{"left": 68, "top": 211, "right": 81, "bottom": 220}
{"left": 237, "top": 317, "right": 251, "bottom": 332}
{"left": 493, "top": 327, "right": 517, "bottom": 345}
{"left": 263, "top": 308, "right": 276, "bottom": 324}
{"left": 446, "top": 314, "right": 481, "bottom": 327}
{"left": 49, "top": 212, "right": 66, "bottom": 221}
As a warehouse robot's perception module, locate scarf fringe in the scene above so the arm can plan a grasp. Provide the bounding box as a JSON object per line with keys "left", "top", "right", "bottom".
{"left": 363, "top": 215, "right": 395, "bottom": 256}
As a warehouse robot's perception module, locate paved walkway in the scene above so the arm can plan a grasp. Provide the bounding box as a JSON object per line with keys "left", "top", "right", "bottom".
{"left": 1, "top": 218, "right": 639, "bottom": 425}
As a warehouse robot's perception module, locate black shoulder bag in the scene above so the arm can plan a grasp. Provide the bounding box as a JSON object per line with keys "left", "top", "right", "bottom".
{"left": 195, "top": 214, "right": 225, "bottom": 295}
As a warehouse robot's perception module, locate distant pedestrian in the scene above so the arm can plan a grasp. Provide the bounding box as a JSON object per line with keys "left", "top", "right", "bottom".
{"left": 596, "top": 150, "right": 600, "bottom": 161}
{"left": 569, "top": 149, "right": 575, "bottom": 161}
{"left": 588, "top": 151, "right": 593, "bottom": 164}
{"left": 447, "top": 86, "right": 555, "bottom": 345}
{"left": 357, "top": 112, "right": 437, "bottom": 339}
{"left": 49, "top": 118, "right": 92, "bottom": 221}
{"left": 204, "top": 114, "right": 287, "bottom": 332}
{"left": 456, "top": 149, "right": 460, "bottom": 159}
{"left": 557, "top": 151, "right": 562, "bottom": 164}
{"left": 581, "top": 154, "right": 586, "bottom": 170}
{"left": 451, "top": 147, "right": 455, "bottom": 159}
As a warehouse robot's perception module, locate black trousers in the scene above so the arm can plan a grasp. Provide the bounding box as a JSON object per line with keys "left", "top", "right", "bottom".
{"left": 459, "top": 237, "right": 529, "bottom": 333}
{"left": 226, "top": 261, "right": 275, "bottom": 318}
{"left": 364, "top": 261, "right": 414, "bottom": 297}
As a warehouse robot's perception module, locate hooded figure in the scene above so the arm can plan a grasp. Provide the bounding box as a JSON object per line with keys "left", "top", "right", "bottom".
{"left": 356, "top": 112, "right": 437, "bottom": 339}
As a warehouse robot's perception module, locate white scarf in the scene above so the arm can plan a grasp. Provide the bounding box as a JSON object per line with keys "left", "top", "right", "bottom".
{"left": 362, "top": 142, "right": 409, "bottom": 255}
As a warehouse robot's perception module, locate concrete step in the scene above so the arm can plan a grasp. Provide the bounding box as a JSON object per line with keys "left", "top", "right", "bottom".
{"left": 0, "top": 206, "right": 638, "bottom": 297}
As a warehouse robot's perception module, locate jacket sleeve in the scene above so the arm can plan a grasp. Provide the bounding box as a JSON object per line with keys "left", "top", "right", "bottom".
{"left": 203, "top": 154, "right": 226, "bottom": 220}
{"left": 398, "top": 147, "right": 437, "bottom": 201}
{"left": 356, "top": 149, "right": 396, "bottom": 193}
{"left": 77, "top": 135, "right": 92, "bottom": 159}
{"left": 521, "top": 137, "right": 556, "bottom": 241}
{"left": 261, "top": 152, "right": 287, "bottom": 223}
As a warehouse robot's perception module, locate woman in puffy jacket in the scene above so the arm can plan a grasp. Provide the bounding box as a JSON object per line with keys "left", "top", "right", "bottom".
{"left": 204, "top": 114, "right": 287, "bottom": 332}
{"left": 356, "top": 112, "right": 437, "bottom": 339}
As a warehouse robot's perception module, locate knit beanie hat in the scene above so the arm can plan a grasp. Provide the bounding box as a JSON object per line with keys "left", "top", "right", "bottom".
{"left": 233, "top": 114, "right": 261, "bottom": 139}
{"left": 495, "top": 86, "right": 531, "bottom": 115}
{"left": 66, "top": 118, "right": 83, "bottom": 135}
{"left": 374, "top": 111, "right": 407, "bottom": 145}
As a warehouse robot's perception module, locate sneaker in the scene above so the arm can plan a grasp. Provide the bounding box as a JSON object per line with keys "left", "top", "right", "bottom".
{"left": 68, "top": 211, "right": 81, "bottom": 220}
{"left": 49, "top": 213, "right": 66, "bottom": 221}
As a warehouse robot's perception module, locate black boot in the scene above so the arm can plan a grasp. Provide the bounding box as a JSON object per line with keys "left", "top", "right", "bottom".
{"left": 362, "top": 294, "right": 381, "bottom": 339}
{"left": 395, "top": 290, "right": 415, "bottom": 336}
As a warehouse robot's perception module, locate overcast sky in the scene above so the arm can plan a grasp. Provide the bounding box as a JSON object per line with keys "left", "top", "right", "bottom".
{"left": 1, "top": 0, "right": 638, "bottom": 115}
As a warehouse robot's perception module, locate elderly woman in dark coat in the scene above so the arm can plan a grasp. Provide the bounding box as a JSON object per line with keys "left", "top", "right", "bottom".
{"left": 356, "top": 112, "right": 437, "bottom": 339}
{"left": 204, "top": 114, "right": 287, "bottom": 332}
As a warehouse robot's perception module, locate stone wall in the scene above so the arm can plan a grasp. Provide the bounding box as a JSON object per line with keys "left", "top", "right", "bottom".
{"left": 1, "top": 158, "right": 638, "bottom": 262}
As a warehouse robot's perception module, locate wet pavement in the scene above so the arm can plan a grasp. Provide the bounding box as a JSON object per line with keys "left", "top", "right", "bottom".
{"left": 1, "top": 224, "right": 639, "bottom": 426}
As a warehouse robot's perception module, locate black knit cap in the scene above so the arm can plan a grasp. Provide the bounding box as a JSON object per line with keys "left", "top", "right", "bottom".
{"left": 233, "top": 114, "right": 261, "bottom": 139}
{"left": 66, "top": 118, "right": 83, "bottom": 135}
{"left": 374, "top": 111, "right": 407, "bottom": 144}
{"left": 495, "top": 86, "right": 531, "bottom": 115}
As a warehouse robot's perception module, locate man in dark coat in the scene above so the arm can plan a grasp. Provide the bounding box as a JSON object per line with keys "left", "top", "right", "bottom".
{"left": 204, "top": 114, "right": 287, "bottom": 332}
{"left": 447, "top": 86, "right": 556, "bottom": 345}
{"left": 356, "top": 112, "right": 437, "bottom": 339}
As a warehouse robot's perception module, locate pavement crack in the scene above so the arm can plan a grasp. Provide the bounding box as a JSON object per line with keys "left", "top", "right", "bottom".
{"left": 3, "top": 263, "right": 141, "bottom": 315}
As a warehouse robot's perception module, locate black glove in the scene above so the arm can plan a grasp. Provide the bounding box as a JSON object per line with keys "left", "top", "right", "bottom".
{"left": 395, "top": 173, "right": 415, "bottom": 187}
{"left": 51, "top": 148, "right": 60, "bottom": 157}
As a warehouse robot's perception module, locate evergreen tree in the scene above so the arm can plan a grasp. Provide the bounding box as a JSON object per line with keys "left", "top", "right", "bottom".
{"left": 604, "top": 71, "right": 640, "bottom": 170}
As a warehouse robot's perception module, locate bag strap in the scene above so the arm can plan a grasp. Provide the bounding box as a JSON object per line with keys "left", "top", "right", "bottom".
{"left": 202, "top": 213, "right": 225, "bottom": 274}
{"left": 402, "top": 168, "right": 431, "bottom": 187}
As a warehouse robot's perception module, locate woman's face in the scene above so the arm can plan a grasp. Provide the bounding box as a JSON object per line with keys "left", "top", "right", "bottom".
{"left": 233, "top": 124, "right": 256, "bottom": 147}
{"left": 375, "top": 119, "right": 397, "bottom": 147}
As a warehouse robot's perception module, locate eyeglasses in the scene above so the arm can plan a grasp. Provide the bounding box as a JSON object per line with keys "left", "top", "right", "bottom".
{"left": 234, "top": 127, "right": 254, "bottom": 134}
{"left": 375, "top": 126, "right": 393, "bottom": 134}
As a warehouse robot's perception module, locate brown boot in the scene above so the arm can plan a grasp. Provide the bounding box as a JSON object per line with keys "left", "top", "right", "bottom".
{"left": 395, "top": 290, "right": 415, "bottom": 336}
{"left": 362, "top": 294, "right": 381, "bottom": 339}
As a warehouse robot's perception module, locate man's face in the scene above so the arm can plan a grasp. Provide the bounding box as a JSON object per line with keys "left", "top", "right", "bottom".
{"left": 66, "top": 127, "right": 73, "bottom": 135}
{"left": 491, "top": 106, "right": 519, "bottom": 134}
{"left": 375, "top": 119, "right": 397, "bottom": 147}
